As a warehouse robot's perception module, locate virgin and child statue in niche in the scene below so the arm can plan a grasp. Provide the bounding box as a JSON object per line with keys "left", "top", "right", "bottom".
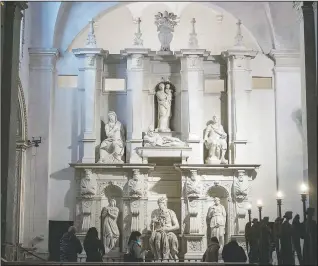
{"left": 156, "top": 81, "right": 173, "bottom": 132}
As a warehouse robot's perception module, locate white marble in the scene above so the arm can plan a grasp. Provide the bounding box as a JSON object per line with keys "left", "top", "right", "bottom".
{"left": 17, "top": 2, "right": 308, "bottom": 259}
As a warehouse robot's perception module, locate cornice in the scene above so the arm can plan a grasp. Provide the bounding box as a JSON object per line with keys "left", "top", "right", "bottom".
{"left": 268, "top": 49, "right": 300, "bottom": 67}
{"left": 72, "top": 48, "right": 108, "bottom": 57}
{"left": 29, "top": 48, "right": 59, "bottom": 57}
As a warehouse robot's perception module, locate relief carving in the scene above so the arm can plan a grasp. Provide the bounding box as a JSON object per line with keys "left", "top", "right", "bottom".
{"left": 128, "top": 169, "right": 143, "bottom": 198}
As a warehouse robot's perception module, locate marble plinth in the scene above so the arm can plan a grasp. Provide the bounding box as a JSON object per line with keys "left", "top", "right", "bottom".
{"left": 136, "top": 147, "right": 192, "bottom": 164}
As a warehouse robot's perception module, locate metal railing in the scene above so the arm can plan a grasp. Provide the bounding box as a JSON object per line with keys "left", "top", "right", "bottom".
{"left": 2, "top": 242, "right": 47, "bottom": 262}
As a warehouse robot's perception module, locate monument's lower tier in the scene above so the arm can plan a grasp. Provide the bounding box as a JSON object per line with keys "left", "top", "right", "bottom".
{"left": 70, "top": 163, "right": 259, "bottom": 259}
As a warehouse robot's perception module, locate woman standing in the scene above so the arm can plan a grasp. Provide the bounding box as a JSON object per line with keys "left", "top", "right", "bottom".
{"left": 84, "top": 227, "right": 105, "bottom": 262}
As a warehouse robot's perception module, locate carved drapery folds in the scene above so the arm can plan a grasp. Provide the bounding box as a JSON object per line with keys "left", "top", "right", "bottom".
{"left": 232, "top": 170, "right": 249, "bottom": 234}
{"left": 80, "top": 169, "right": 97, "bottom": 232}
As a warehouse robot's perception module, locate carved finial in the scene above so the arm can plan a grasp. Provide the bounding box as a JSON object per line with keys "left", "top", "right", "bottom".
{"left": 234, "top": 19, "right": 244, "bottom": 47}
{"left": 154, "top": 11, "right": 179, "bottom": 51}
{"left": 86, "top": 20, "right": 97, "bottom": 48}
{"left": 189, "top": 18, "right": 199, "bottom": 49}
{"left": 133, "top": 17, "right": 143, "bottom": 47}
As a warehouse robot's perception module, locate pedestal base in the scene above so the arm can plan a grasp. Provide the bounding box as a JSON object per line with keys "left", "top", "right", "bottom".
{"left": 183, "top": 234, "right": 205, "bottom": 260}
{"left": 136, "top": 147, "right": 192, "bottom": 164}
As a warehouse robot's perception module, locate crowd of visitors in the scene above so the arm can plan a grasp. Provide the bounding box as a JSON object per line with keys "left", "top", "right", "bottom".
{"left": 57, "top": 207, "right": 316, "bottom": 264}
{"left": 245, "top": 207, "right": 317, "bottom": 265}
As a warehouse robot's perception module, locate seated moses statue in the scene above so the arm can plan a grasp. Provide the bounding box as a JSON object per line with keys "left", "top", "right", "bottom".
{"left": 149, "top": 197, "right": 180, "bottom": 260}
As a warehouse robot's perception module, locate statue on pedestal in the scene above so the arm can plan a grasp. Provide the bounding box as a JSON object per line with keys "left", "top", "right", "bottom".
{"left": 207, "top": 197, "right": 227, "bottom": 248}
{"left": 99, "top": 111, "right": 125, "bottom": 163}
{"left": 80, "top": 169, "right": 97, "bottom": 232}
{"left": 149, "top": 197, "right": 179, "bottom": 260}
{"left": 185, "top": 170, "right": 201, "bottom": 198}
{"left": 144, "top": 125, "right": 187, "bottom": 147}
{"left": 156, "top": 82, "right": 172, "bottom": 132}
{"left": 102, "top": 199, "right": 120, "bottom": 253}
{"left": 204, "top": 116, "right": 228, "bottom": 164}
{"left": 128, "top": 169, "right": 143, "bottom": 198}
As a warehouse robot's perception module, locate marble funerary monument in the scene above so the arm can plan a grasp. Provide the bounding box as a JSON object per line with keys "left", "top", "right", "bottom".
{"left": 71, "top": 12, "right": 260, "bottom": 260}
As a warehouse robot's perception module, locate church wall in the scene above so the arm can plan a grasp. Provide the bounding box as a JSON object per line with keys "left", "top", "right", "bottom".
{"left": 25, "top": 1, "right": 305, "bottom": 255}
{"left": 247, "top": 54, "right": 278, "bottom": 220}
{"left": 272, "top": 67, "right": 303, "bottom": 217}
{"left": 49, "top": 87, "right": 80, "bottom": 221}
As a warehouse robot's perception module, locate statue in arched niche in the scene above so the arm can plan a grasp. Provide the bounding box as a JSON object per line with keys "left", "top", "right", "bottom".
{"left": 99, "top": 111, "right": 125, "bottom": 163}
{"left": 207, "top": 197, "right": 227, "bottom": 248}
{"left": 102, "top": 198, "right": 120, "bottom": 253}
{"left": 155, "top": 81, "right": 174, "bottom": 132}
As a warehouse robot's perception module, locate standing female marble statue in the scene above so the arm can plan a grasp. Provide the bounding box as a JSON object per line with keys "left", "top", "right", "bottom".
{"left": 204, "top": 116, "right": 228, "bottom": 164}
{"left": 149, "top": 197, "right": 179, "bottom": 260}
{"left": 99, "top": 111, "right": 125, "bottom": 163}
{"left": 207, "top": 197, "right": 227, "bottom": 248}
{"left": 156, "top": 83, "right": 172, "bottom": 132}
{"left": 102, "top": 199, "right": 120, "bottom": 253}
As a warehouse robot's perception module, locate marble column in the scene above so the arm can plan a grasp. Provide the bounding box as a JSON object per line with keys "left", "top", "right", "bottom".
{"left": 302, "top": 2, "right": 317, "bottom": 215}
{"left": 1, "top": 2, "right": 27, "bottom": 259}
{"left": 222, "top": 49, "right": 257, "bottom": 164}
{"left": 269, "top": 50, "right": 303, "bottom": 215}
{"left": 176, "top": 49, "right": 210, "bottom": 164}
{"left": 121, "top": 48, "right": 151, "bottom": 163}
{"left": 73, "top": 48, "right": 108, "bottom": 163}
{"left": 28, "top": 48, "right": 59, "bottom": 251}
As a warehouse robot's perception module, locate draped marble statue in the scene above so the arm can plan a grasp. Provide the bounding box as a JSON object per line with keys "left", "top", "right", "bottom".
{"left": 99, "top": 111, "right": 125, "bottom": 163}
{"left": 185, "top": 170, "right": 201, "bottom": 198}
{"left": 80, "top": 169, "right": 97, "bottom": 232}
{"left": 204, "top": 116, "right": 228, "bottom": 164}
{"left": 207, "top": 197, "right": 227, "bottom": 248}
{"left": 150, "top": 197, "right": 179, "bottom": 260}
{"left": 102, "top": 199, "right": 120, "bottom": 253}
{"left": 128, "top": 169, "right": 143, "bottom": 198}
{"left": 156, "top": 82, "right": 173, "bottom": 132}
{"left": 144, "top": 125, "right": 187, "bottom": 147}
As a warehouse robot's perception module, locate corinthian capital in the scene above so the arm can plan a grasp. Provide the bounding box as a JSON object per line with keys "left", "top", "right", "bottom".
{"left": 293, "top": 1, "right": 303, "bottom": 22}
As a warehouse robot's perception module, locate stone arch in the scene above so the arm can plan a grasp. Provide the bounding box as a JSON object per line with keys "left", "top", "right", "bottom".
{"left": 17, "top": 78, "right": 28, "bottom": 142}
{"left": 206, "top": 184, "right": 234, "bottom": 244}
{"left": 53, "top": 2, "right": 276, "bottom": 53}
{"left": 16, "top": 78, "right": 28, "bottom": 244}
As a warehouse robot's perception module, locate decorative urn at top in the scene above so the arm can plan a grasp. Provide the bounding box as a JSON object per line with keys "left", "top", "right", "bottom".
{"left": 154, "top": 11, "right": 179, "bottom": 52}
